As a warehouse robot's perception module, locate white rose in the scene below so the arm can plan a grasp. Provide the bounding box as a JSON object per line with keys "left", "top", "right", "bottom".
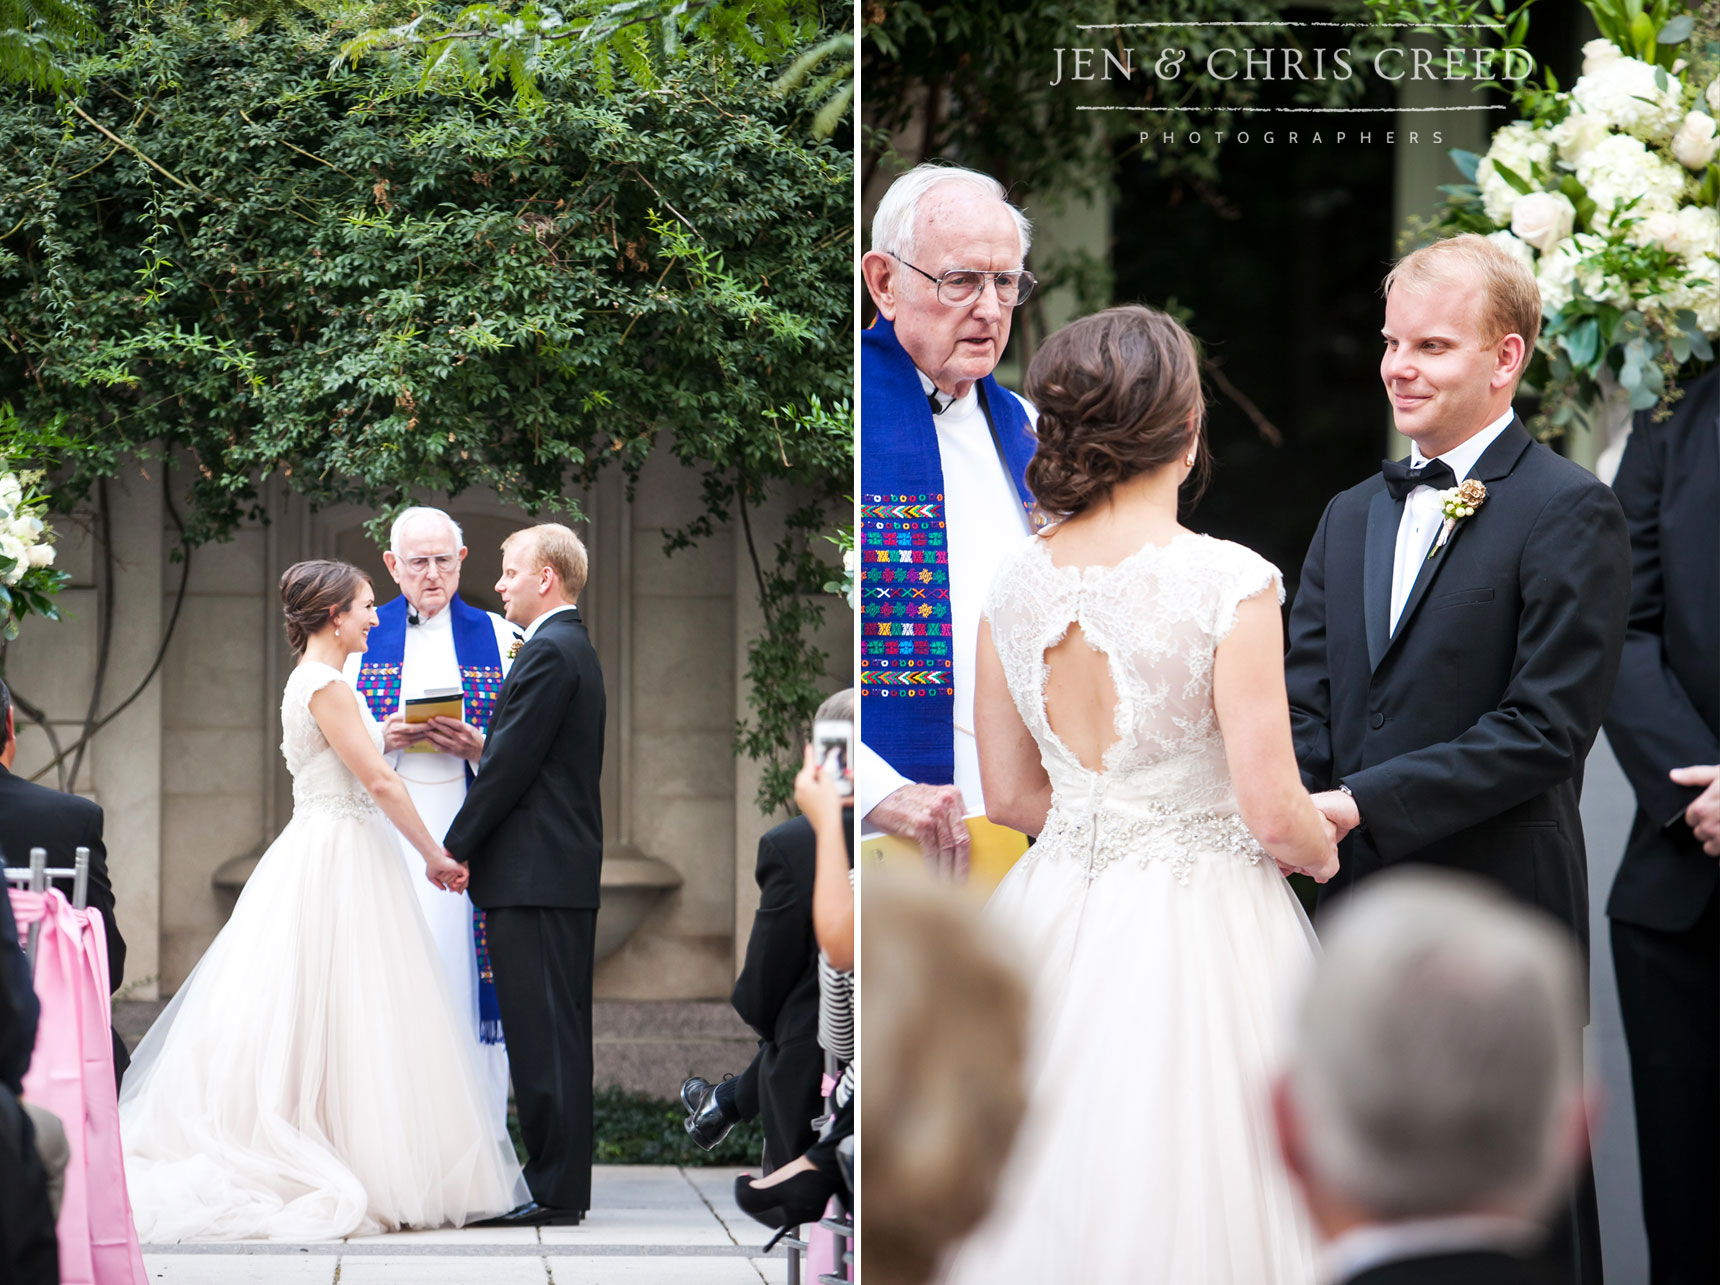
{"left": 1582, "top": 38, "right": 1623, "bottom": 76}
{"left": 1549, "top": 111, "right": 1610, "bottom": 165}
{"left": 9, "top": 514, "right": 41, "bottom": 545}
{"left": 1707, "top": 78, "right": 1720, "bottom": 113}
{"left": 1639, "top": 209, "right": 1685, "bottom": 253}
{"left": 1487, "top": 230, "right": 1537, "bottom": 269}
{"left": 0, "top": 534, "right": 25, "bottom": 585}
{"left": 1573, "top": 53, "right": 1687, "bottom": 144}
{"left": 1671, "top": 111, "right": 1719, "bottom": 170}
{"left": 26, "top": 543, "right": 54, "bottom": 569}
{"left": 1477, "top": 122, "right": 1554, "bottom": 224}
{"left": 1510, "top": 192, "right": 1576, "bottom": 252}
{"left": 0, "top": 476, "right": 20, "bottom": 509}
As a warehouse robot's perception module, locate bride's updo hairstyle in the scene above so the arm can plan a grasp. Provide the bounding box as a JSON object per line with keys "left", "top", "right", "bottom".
{"left": 280, "top": 559, "right": 370, "bottom": 656}
{"left": 1024, "top": 304, "right": 1209, "bottom": 520}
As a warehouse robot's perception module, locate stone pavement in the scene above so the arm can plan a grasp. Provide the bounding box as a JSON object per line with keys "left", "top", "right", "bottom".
{"left": 139, "top": 1166, "right": 802, "bottom": 1284}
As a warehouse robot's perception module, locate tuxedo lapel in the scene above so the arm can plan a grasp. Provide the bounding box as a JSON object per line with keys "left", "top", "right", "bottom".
{"left": 1381, "top": 419, "right": 1535, "bottom": 663}
{"left": 1363, "top": 488, "right": 1399, "bottom": 672}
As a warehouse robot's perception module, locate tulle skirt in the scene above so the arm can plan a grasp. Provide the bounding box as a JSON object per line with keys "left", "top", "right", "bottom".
{"left": 942, "top": 845, "right": 1319, "bottom": 1285}
{"left": 118, "top": 804, "right": 527, "bottom": 1242}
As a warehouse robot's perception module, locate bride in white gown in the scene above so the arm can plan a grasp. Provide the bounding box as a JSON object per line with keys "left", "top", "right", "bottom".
{"left": 119, "top": 560, "right": 526, "bottom": 1242}
{"left": 942, "top": 306, "right": 1339, "bottom": 1284}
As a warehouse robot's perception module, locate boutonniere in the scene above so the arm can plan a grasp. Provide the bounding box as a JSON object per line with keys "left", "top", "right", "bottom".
{"left": 1429, "top": 478, "right": 1488, "bottom": 559}
{"left": 507, "top": 636, "right": 524, "bottom": 659}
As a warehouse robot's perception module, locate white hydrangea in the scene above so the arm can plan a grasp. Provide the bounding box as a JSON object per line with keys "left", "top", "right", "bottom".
{"left": 1487, "top": 230, "right": 1538, "bottom": 269}
{"left": 1664, "top": 256, "right": 1720, "bottom": 334}
{"left": 1575, "top": 134, "right": 1688, "bottom": 234}
{"left": 1536, "top": 236, "right": 1587, "bottom": 315}
{"left": 1477, "top": 122, "right": 1554, "bottom": 225}
{"left": 1675, "top": 205, "right": 1720, "bottom": 261}
{"left": 0, "top": 475, "right": 21, "bottom": 510}
{"left": 1572, "top": 51, "right": 1688, "bottom": 144}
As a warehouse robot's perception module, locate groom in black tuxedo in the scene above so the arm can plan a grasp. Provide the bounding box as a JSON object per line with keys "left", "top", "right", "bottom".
{"left": 1284, "top": 234, "right": 1630, "bottom": 1284}
{"left": 444, "top": 523, "right": 605, "bottom": 1226}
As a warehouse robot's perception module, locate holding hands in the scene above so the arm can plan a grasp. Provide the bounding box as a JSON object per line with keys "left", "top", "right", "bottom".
{"left": 1669, "top": 765, "right": 1720, "bottom": 855}
{"left": 425, "top": 847, "right": 470, "bottom": 893}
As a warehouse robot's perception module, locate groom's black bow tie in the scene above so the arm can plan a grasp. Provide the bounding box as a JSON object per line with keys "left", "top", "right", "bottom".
{"left": 1381, "top": 456, "right": 1457, "bottom": 501}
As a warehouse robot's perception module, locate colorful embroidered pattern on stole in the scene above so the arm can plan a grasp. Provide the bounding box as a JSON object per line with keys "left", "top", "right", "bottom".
{"left": 862, "top": 492, "right": 952, "bottom": 701}
{"left": 354, "top": 663, "right": 402, "bottom": 723}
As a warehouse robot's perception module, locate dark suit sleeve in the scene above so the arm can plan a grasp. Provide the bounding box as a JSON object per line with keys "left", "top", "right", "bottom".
{"left": 731, "top": 828, "right": 814, "bottom": 1038}
{"left": 444, "top": 636, "right": 579, "bottom": 863}
{"left": 1602, "top": 415, "right": 1717, "bottom": 828}
{"left": 1345, "top": 482, "right": 1632, "bottom": 857}
{"left": 0, "top": 855, "right": 39, "bottom": 1096}
{"left": 1285, "top": 498, "right": 1336, "bottom": 792}
{"left": 79, "top": 806, "right": 123, "bottom": 993}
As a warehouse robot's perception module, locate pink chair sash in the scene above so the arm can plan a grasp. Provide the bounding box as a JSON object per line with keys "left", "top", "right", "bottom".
{"left": 10, "top": 888, "right": 147, "bottom": 1285}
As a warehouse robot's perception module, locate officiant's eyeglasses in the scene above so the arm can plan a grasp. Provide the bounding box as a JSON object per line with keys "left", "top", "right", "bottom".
{"left": 402, "top": 555, "right": 459, "bottom": 574}
{"left": 889, "top": 253, "right": 1037, "bottom": 307}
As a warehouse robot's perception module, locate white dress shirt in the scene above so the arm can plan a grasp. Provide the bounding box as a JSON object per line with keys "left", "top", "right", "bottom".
{"left": 858, "top": 370, "right": 1035, "bottom": 829}
{"left": 1320, "top": 1213, "right": 1542, "bottom": 1284}
{"left": 523, "top": 601, "right": 577, "bottom": 643}
{"left": 1389, "top": 408, "right": 1515, "bottom": 634}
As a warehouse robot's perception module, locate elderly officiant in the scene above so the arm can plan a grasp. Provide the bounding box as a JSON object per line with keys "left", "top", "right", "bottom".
{"left": 858, "top": 163, "right": 1039, "bottom": 872}
{"left": 343, "top": 506, "right": 517, "bottom": 1129}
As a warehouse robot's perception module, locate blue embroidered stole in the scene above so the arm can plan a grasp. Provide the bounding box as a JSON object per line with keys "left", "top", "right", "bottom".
{"left": 860, "top": 316, "right": 1037, "bottom": 787}
{"left": 356, "top": 594, "right": 507, "bottom": 1045}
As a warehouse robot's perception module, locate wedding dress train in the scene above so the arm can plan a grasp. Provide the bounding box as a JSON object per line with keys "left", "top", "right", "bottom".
{"left": 118, "top": 662, "right": 526, "bottom": 1242}
{"left": 943, "top": 532, "right": 1318, "bottom": 1284}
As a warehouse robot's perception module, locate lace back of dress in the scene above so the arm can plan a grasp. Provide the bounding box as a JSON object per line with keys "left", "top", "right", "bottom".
{"left": 280, "top": 665, "right": 335, "bottom": 779}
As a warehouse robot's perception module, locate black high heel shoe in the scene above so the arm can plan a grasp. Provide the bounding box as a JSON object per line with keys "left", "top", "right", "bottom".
{"left": 732, "top": 1167, "right": 838, "bottom": 1230}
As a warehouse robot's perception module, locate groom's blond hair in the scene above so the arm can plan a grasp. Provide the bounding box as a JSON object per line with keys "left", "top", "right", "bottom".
{"left": 1384, "top": 233, "right": 1542, "bottom": 355}
{"left": 505, "top": 523, "right": 588, "bottom": 602}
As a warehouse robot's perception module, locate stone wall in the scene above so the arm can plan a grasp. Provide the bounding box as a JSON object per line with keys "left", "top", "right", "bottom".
{"left": 3, "top": 448, "right": 851, "bottom": 1006}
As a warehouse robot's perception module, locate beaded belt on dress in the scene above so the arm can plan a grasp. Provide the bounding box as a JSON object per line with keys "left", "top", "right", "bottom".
{"left": 1036, "top": 778, "right": 1265, "bottom": 884}
{"left": 294, "top": 791, "right": 379, "bottom": 821}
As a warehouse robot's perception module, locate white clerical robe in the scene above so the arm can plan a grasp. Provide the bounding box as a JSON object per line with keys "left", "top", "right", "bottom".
{"left": 344, "top": 600, "right": 518, "bottom": 1134}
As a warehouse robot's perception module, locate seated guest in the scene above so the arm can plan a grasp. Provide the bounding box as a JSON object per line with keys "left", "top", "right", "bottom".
{"left": 732, "top": 734, "right": 856, "bottom": 1229}
{"left": 859, "top": 873, "right": 1030, "bottom": 1285}
{"left": 0, "top": 679, "right": 128, "bottom": 1086}
{"left": 1273, "top": 869, "right": 1590, "bottom": 1285}
{"left": 683, "top": 691, "right": 854, "bottom": 1172}
{"left": 0, "top": 846, "right": 59, "bottom": 1284}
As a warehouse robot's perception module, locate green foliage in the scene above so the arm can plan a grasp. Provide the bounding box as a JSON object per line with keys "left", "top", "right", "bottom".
{"left": 587, "top": 1086, "right": 767, "bottom": 1166}
{"left": 0, "top": 0, "right": 98, "bottom": 91}
{"left": 330, "top": 0, "right": 852, "bottom": 137}
{"left": 0, "top": 0, "right": 851, "bottom": 809}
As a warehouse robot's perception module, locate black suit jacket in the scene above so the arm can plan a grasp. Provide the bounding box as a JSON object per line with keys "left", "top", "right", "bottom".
{"left": 0, "top": 849, "right": 38, "bottom": 1097}
{"left": 0, "top": 767, "right": 125, "bottom": 996}
{"left": 1602, "top": 371, "right": 1720, "bottom": 933}
{"left": 1347, "top": 1248, "right": 1552, "bottom": 1285}
{"left": 444, "top": 607, "right": 606, "bottom": 910}
{"left": 1286, "top": 419, "right": 1632, "bottom": 965}
{"left": 731, "top": 817, "right": 822, "bottom": 1048}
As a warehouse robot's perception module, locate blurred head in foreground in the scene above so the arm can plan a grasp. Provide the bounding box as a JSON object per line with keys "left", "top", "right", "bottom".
{"left": 1274, "top": 869, "right": 1590, "bottom": 1241}
{"left": 860, "top": 872, "right": 1031, "bottom": 1285}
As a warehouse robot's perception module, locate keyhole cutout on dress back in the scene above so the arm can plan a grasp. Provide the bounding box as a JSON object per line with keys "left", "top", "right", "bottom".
{"left": 1043, "top": 621, "right": 1121, "bottom": 773}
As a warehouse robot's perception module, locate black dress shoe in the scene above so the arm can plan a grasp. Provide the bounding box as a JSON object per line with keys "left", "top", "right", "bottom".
{"left": 474, "top": 1201, "right": 586, "bottom": 1228}
{"left": 680, "top": 1076, "right": 735, "bottom": 1151}
{"left": 733, "top": 1168, "right": 838, "bottom": 1230}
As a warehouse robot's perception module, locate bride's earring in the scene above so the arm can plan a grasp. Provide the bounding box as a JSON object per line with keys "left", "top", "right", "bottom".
{"left": 335, "top": 625, "right": 341, "bottom": 639}
{"left": 1184, "top": 451, "right": 1196, "bottom": 468}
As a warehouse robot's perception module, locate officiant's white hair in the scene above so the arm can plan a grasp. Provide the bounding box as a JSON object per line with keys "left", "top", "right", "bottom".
{"left": 390, "top": 507, "right": 464, "bottom": 552}
{"left": 871, "top": 164, "right": 1032, "bottom": 262}
{"left": 1285, "top": 869, "right": 1583, "bottom": 1220}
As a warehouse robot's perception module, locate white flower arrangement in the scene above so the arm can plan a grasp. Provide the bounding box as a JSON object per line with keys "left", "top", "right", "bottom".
{"left": 0, "top": 459, "right": 69, "bottom": 640}
{"left": 1431, "top": 4, "right": 1719, "bottom": 434}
